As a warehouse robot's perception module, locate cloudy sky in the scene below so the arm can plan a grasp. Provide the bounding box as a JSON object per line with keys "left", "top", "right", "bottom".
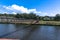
{"left": 0, "top": 0, "right": 60, "bottom": 16}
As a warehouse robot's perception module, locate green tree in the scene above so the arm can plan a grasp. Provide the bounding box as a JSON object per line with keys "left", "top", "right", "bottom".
{"left": 15, "top": 13, "right": 20, "bottom": 18}
{"left": 54, "top": 14, "right": 60, "bottom": 21}
{"left": 29, "top": 13, "right": 37, "bottom": 19}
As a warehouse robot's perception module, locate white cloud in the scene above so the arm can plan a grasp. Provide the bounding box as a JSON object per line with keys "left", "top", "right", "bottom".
{"left": 3, "top": 4, "right": 41, "bottom": 14}
{"left": 0, "top": 4, "right": 58, "bottom": 16}
{"left": 12, "top": 12, "right": 17, "bottom": 14}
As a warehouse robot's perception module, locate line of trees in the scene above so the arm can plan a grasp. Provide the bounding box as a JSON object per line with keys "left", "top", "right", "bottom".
{"left": 0, "top": 13, "right": 60, "bottom": 21}
{"left": 15, "top": 13, "right": 60, "bottom": 21}
{"left": 15, "top": 13, "right": 40, "bottom": 20}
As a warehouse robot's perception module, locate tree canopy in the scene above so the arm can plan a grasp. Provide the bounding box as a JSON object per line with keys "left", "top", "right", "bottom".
{"left": 0, "top": 13, "right": 60, "bottom": 21}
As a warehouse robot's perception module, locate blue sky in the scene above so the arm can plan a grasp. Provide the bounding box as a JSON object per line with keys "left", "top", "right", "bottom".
{"left": 0, "top": 0, "right": 60, "bottom": 16}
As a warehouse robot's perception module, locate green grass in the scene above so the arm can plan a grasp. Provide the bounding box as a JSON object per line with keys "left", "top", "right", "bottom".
{"left": 38, "top": 21, "right": 60, "bottom": 25}
{"left": 0, "top": 21, "right": 60, "bottom": 26}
